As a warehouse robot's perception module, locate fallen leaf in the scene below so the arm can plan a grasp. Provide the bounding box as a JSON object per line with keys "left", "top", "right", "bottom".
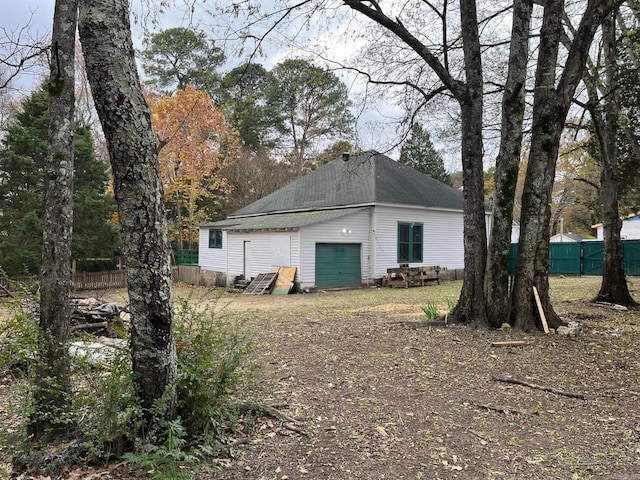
{"left": 375, "top": 425, "right": 388, "bottom": 437}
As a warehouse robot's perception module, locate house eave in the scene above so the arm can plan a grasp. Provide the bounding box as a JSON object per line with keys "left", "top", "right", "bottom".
{"left": 231, "top": 227, "right": 299, "bottom": 233}
{"left": 227, "top": 203, "right": 375, "bottom": 220}
{"left": 374, "top": 202, "right": 465, "bottom": 214}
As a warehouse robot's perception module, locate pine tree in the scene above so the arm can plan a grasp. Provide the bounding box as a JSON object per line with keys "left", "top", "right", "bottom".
{"left": 399, "top": 123, "right": 452, "bottom": 186}
{"left": 0, "top": 85, "right": 120, "bottom": 276}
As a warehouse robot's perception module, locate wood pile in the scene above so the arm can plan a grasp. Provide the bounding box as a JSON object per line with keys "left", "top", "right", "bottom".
{"left": 69, "top": 297, "right": 126, "bottom": 335}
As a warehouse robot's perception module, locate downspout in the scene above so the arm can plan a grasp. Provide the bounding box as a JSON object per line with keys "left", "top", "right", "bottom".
{"left": 369, "top": 205, "right": 376, "bottom": 286}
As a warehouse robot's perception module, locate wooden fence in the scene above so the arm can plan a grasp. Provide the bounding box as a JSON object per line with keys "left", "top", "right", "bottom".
{"left": 72, "top": 270, "right": 127, "bottom": 290}
{"left": 2, "top": 267, "right": 206, "bottom": 294}
{"left": 1, "top": 270, "right": 127, "bottom": 293}
{"left": 172, "top": 265, "right": 201, "bottom": 285}
{"left": 0, "top": 275, "right": 40, "bottom": 293}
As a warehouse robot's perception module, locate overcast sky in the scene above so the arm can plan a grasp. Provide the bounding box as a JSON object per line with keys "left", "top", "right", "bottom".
{"left": 2, "top": 1, "right": 456, "bottom": 162}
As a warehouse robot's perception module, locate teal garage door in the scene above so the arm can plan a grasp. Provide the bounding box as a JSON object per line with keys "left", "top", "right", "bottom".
{"left": 315, "top": 243, "right": 362, "bottom": 288}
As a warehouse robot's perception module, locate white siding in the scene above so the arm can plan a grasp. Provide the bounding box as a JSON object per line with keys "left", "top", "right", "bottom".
{"left": 226, "top": 231, "right": 301, "bottom": 281}
{"left": 198, "top": 228, "right": 228, "bottom": 272}
{"left": 596, "top": 218, "right": 640, "bottom": 240}
{"left": 299, "top": 209, "right": 372, "bottom": 288}
{"left": 373, "top": 205, "right": 464, "bottom": 276}
{"left": 199, "top": 228, "right": 300, "bottom": 283}
{"left": 622, "top": 219, "right": 640, "bottom": 240}
{"left": 199, "top": 203, "right": 464, "bottom": 287}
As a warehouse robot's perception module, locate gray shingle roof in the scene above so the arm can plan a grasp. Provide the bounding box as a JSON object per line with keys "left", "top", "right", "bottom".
{"left": 202, "top": 208, "right": 367, "bottom": 230}
{"left": 230, "top": 151, "right": 463, "bottom": 217}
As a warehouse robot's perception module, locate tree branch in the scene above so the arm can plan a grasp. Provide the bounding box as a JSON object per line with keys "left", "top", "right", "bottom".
{"left": 341, "top": 0, "right": 463, "bottom": 98}
{"left": 491, "top": 376, "right": 585, "bottom": 399}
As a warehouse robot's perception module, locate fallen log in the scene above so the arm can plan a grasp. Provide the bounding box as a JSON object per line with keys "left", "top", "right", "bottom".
{"left": 236, "top": 402, "right": 309, "bottom": 437}
{"left": 491, "top": 376, "right": 585, "bottom": 400}
{"left": 589, "top": 302, "right": 628, "bottom": 311}
{"left": 70, "top": 321, "right": 109, "bottom": 333}
{"left": 0, "top": 284, "right": 14, "bottom": 298}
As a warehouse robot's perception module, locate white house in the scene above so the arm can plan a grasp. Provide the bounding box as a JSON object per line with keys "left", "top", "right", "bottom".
{"left": 549, "top": 232, "right": 582, "bottom": 243}
{"left": 593, "top": 214, "right": 640, "bottom": 240}
{"left": 199, "top": 151, "right": 467, "bottom": 289}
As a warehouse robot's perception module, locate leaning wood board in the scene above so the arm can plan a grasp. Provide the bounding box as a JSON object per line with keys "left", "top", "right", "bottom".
{"left": 271, "top": 267, "right": 296, "bottom": 294}
{"left": 532, "top": 286, "right": 550, "bottom": 334}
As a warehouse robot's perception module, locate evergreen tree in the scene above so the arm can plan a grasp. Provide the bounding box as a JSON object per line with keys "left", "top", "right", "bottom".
{"left": 219, "top": 63, "right": 282, "bottom": 151}
{"left": 266, "top": 58, "right": 354, "bottom": 173}
{"left": 140, "top": 27, "right": 225, "bottom": 96}
{"left": 399, "top": 123, "right": 452, "bottom": 185}
{"left": 0, "top": 85, "right": 120, "bottom": 276}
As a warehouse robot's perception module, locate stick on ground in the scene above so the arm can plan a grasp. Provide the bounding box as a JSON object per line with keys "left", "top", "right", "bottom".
{"left": 490, "top": 341, "right": 526, "bottom": 347}
{"left": 465, "top": 401, "right": 523, "bottom": 415}
{"left": 491, "top": 376, "right": 585, "bottom": 400}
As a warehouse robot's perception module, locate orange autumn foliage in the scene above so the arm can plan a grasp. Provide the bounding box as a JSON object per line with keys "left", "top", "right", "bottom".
{"left": 148, "top": 85, "right": 241, "bottom": 247}
{"left": 149, "top": 85, "right": 239, "bottom": 201}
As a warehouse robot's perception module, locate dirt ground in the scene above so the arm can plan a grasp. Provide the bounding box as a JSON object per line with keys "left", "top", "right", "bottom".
{"left": 2, "top": 276, "right": 640, "bottom": 479}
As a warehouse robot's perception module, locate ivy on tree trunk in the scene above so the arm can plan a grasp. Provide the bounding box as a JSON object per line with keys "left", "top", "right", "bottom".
{"left": 485, "top": 0, "right": 532, "bottom": 328}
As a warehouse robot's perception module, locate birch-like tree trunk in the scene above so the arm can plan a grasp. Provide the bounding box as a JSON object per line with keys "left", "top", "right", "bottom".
{"left": 485, "top": 0, "right": 532, "bottom": 328}
{"left": 31, "top": 0, "right": 77, "bottom": 438}
{"left": 511, "top": 0, "right": 622, "bottom": 331}
{"left": 78, "top": 0, "right": 177, "bottom": 421}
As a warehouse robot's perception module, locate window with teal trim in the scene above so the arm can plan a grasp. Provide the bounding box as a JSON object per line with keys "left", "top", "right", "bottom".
{"left": 397, "top": 223, "right": 423, "bottom": 262}
{"left": 209, "top": 229, "right": 222, "bottom": 249}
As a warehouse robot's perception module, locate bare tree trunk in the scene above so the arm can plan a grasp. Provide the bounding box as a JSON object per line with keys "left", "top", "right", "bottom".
{"left": 340, "top": 0, "right": 488, "bottom": 326}
{"left": 485, "top": 0, "right": 533, "bottom": 328}
{"left": 78, "top": 0, "right": 177, "bottom": 423}
{"left": 512, "top": 0, "right": 569, "bottom": 331}
{"left": 452, "top": 0, "right": 487, "bottom": 326}
{"left": 591, "top": 13, "right": 636, "bottom": 305}
{"left": 511, "top": 0, "right": 622, "bottom": 331}
{"left": 30, "top": 0, "right": 77, "bottom": 439}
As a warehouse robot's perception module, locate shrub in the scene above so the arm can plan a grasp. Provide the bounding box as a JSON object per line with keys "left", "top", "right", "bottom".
{"left": 0, "top": 287, "right": 254, "bottom": 479}
{"left": 173, "top": 290, "right": 254, "bottom": 441}
{"left": 0, "top": 299, "right": 41, "bottom": 377}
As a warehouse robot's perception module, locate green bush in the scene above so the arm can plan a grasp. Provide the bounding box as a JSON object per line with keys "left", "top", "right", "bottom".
{"left": 72, "top": 341, "right": 140, "bottom": 460}
{"left": 0, "top": 287, "right": 254, "bottom": 479}
{"left": 0, "top": 299, "right": 41, "bottom": 376}
{"left": 173, "top": 290, "right": 254, "bottom": 440}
